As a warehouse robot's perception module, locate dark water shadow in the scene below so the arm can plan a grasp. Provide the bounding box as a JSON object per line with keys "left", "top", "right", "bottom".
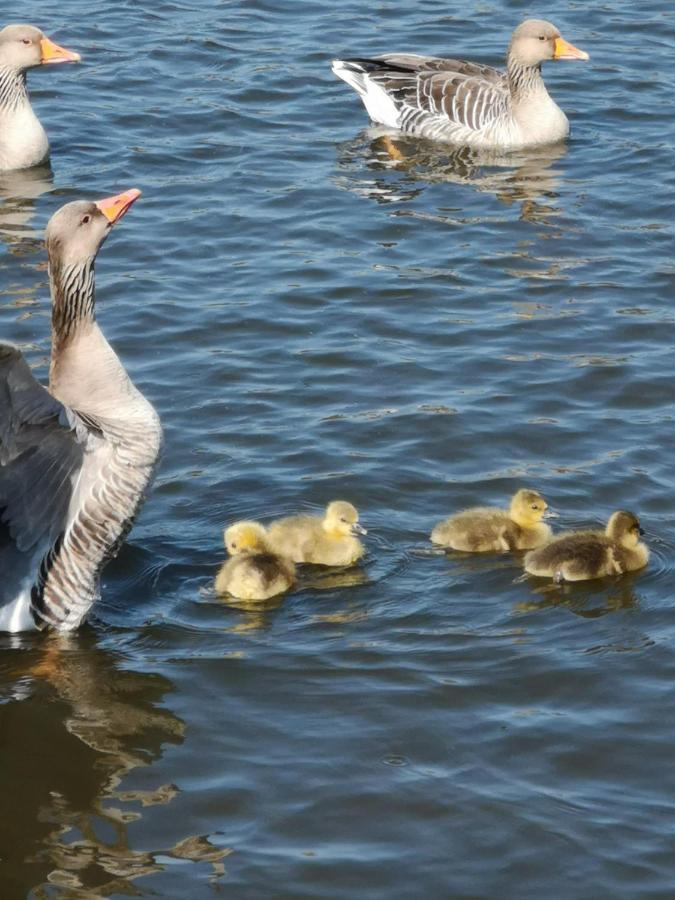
{"left": 514, "top": 571, "right": 642, "bottom": 619}
{"left": 0, "top": 631, "right": 228, "bottom": 897}
{"left": 0, "top": 164, "right": 54, "bottom": 252}
{"left": 334, "top": 129, "right": 567, "bottom": 222}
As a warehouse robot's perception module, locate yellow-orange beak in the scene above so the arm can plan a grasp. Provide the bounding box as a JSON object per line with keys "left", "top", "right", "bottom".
{"left": 95, "top": 189, "right": 142, "bottom": 225}
{"left": 553, "top": 36, "right": 589, "bottom": 61}
{"left": 40, "top": 36, "right": 81, "bottom": 65}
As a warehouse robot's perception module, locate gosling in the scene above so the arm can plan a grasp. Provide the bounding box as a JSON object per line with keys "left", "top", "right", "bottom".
{"left": 430, "top": 488, "right": 552, "bottom": 552}
{"left": 523, "top": 510, "right": 649, "bottom": 583}
{"left": 215, "top": 521, "right": 296, "bottom": 601}
{"left": 266, "top": 500, "right": 367, "bottom": 566}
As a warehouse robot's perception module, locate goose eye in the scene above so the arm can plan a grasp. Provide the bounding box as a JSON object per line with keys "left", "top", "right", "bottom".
{"left": 539, "top": 35, "right": 547, "bottom": 42}
{"left": 81, "top": 214, "right": 91, "bottom": 226}
{"left": 22, "top": 38, "right": 31, "bottom": 46}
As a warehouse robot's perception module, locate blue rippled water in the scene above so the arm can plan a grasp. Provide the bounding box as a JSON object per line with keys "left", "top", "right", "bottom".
{"left": 1, "top": 0, "right": 675, "bottom": 897}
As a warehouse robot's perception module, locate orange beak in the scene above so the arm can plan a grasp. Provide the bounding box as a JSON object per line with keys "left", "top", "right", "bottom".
{"left": 95, "top": 189, "right": 142, "bottom": 225}
{"left": 40, "top": 36, "right": 81, "bottom": 65}
{"left": 553, "top": 36, "right": 589, "bottom": 61}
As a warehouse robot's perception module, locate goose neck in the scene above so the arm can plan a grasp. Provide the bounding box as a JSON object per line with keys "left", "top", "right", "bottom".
{"left": 0, "top": 65, "right": 28, "bottom": 115}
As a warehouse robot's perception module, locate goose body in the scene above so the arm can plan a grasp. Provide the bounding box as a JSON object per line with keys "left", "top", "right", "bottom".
{"left": 0, "top": 24, "right": 80, "bottom": 172}
{"left": 523, "top": 511, "right": 649, "bottom": 582}
{"left": 0, "top": 190, "right": 162, "bottom": 632}
{"left": 332, "top": 19, "right": 588, "bottom": 150}
{"left": 431, "top": 489, "right": 552, "bottom": 552}
{"left": 215, "top": 521, "right": 295, "bottom": 601}
{"left": 267, "top": 500, "right": 366, "bottom": 567}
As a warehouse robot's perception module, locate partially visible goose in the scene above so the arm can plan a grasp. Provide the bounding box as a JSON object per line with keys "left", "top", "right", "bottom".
{"left": 0, "top": 189, "right": 162, "bottom": 632}
{"left": 523, "top": 511, "right": 649, "bottom": 582}
{"left": 215, "top": 521, "right": 296, "bottom": 601}
{"left": 267, "top": 500, "right": 367, "bottom": 567}
{"left": 332, "top": 19, "right": 589, "bottom": 150}
{"left": 431, "top": 488, "right": 553, "bottom": 552}
{"left": 0, "top": 24, "right": 80, "bottom": 172}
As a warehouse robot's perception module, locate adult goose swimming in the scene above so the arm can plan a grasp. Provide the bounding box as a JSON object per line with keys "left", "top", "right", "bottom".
{"left": 0, "top": 24, "right": 80, "bottom": 172}
{"left": 0, "top": 190, "right": 162, "bottom": 632}
{"left": 332, "top": 19, "right": 589, "bottom": 150}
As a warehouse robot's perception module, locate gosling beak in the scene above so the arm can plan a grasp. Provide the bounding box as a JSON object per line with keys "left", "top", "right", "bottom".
{"left": 553, "top": 36, "right": 589, "bottom": 61}
{"left": 40, "top": 37, "right": 81, "bottom": 65}
{"left": 639, "top": 527, "right": 645, "bottom": 536}
{"left": 542, "top": 508, "right": 560, "bottom": 520}
{"left": 352, "top": 523, "right": 367, "bottom": 536}
{"left": 95, "top": 188, "right": 142, "bottom": 225}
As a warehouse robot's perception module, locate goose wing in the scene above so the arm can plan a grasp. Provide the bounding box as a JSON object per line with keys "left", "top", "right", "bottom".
{"left": 358, "top": 55, "right": 509, "bottom": 135}
{"left": 0, "top": 342, "right": 95, "bottom": 557}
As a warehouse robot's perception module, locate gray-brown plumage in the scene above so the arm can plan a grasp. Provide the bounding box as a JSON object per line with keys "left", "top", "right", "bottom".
{"left": 0, "top": 24, "right": 80, "bottom": 171}
{"left": 431, "top": 488, "right": 552, "bottom": 552}
{"left": 0, "top": 189, "right": 162, "bottom": 632}
{"left": 523, "top": 511, "right": 649, "bottom": 582}
{"left": 332, "top": 19, "right": 589, "bottom": 150}
{"left": 215, "top": 521, "right": 296, "bottom": 601}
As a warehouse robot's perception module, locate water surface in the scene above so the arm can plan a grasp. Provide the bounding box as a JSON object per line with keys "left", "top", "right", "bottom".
{"left": 1, "top": 0, "right": 675, "bottom": 897}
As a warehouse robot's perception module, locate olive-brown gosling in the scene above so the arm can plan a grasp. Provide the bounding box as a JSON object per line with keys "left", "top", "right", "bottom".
{"left": 523, "top": 510, "right": 649, "bottom": 583}
{"left": 430, "top": 488, "right": 553, "bottom": 552}
{"left": 215, "top": 521, "right": 296, "bottom": 601}
{"left": 266, "top": 500, "right": 367, "bottom": 566}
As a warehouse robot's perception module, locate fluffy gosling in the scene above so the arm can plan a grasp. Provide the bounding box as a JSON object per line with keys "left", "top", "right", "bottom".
{"left": 266, "top": 500, "right": 366, "bottom": 566}
{"left": 523, "top": 510, "right": 649, "bottom": 582}
{"left": 215, "top": 521, "right": 295, "bottom": 601}
{"left": 431, "top": 488, "right": 553, "bottom": 552}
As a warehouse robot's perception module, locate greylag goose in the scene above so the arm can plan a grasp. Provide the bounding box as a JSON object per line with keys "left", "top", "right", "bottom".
{"left": 523, "top": 511, "right": 649, "bottom": 582}
{"left": 0, "top": 189, "right": 162, "bottom": 632}
{"left": 332, "top": 19, "right": 589, "bottom": 150}
{"left": 431, "top": 488, "right": 554, "bottom": 552}
{"left": 0, "top": 24, "right": 80, "bottom": 172}
{"left": 215, "top": 521, "right": 296, "bottom": 601}
{"left": 267, "top": 500, "right": 367, "bottom": 566}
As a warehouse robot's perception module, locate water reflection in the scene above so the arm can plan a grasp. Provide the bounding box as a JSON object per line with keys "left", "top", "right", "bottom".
{"left": 515, "top": 572, "right": 641, "bottom": 619}
{"left": 335, "top": 129, "right": 567, "bottom": 221}
{"left": 0, "top": 633, "right": 228, "bottom": 896}
{"left": 0, "top": 164, "right": 54, "bottom": 250}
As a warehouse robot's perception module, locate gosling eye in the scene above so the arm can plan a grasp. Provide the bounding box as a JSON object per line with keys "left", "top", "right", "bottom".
{"left": 231, "top": 541, "right": 237, "bottom": 550}
{"left": 531, "top": 504, "right": 539, "bottom": 510}
{"left": 340, "top": 517, "right": 347, "bottom": 523}
{"left": 80, "top": 214, "right": 91, "bottom": 226}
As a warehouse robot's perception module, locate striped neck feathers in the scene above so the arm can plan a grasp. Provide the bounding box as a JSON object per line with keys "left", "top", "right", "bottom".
{"left": 49, "top": 256, "right": 96, "bottom": 349}
{"left": 506, "top": 59, "right": 545, "bottom": 100}
{"left": 0, "top": 65, "right": 28, "bottom": 114}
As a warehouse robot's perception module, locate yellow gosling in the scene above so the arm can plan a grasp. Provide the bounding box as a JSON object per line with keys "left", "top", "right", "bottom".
{"left": 523, "top": 510, "right": 649, "bottom": 583}
{"left": 215, "top": 520, "right": 295, "bottom": 601}
{"left": 430, "top": 488, "right": 552, "bottom": 552}
{"left": 267, "top": 500, "right": 366, "bottom": 566}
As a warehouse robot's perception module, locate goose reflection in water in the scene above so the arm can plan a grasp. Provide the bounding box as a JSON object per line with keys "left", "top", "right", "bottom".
{"left": 0, "top": 163, "right": 53, "bottom": 248}
{"left": 335, "top": 129, "right": 567, "bottom": 221}
{"left": 0, "top": 634, "right": 229, "bottom": 896}
{"left": 514, "top": 571, "right": 641, "bottom": 619}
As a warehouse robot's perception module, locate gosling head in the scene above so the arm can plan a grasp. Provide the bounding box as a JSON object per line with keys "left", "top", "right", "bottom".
{"left": 605, "top": 511, "right": 644, "bottom": 548}
{"left": 0, "top": 24, "right": 80, "bottom": 73}
{"left": 224, "top": 521, "right": 269, "bottom": 556}
{"left": 509, "top": 489, "right": 549, "bottom": 527}
{"left": 322, "top": 500, "right": 367, "bottom": 539}
{"left": 46, "top": 189, "right": 141, "bottom": 270}
{"left": 508, "top": 19, "right": 589, "bottom": 69}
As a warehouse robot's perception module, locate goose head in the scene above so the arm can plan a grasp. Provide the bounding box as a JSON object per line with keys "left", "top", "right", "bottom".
{"left": 224, "top": 521, "right": 269, "bottom": 556}
{"left": 0, "top": 24, "right": 80, "bottom": 72}
{"left": 322, "top": 500, "right": 367, "bottom": 539}
{"left": 509, "top": 488, "right": 550, "bottom": 528}
{"left": 508, "top": 19, "right": 589, "bottom": 68}
{"left": 46, "top": 189, "right": 141, "bottom": 269}
{"left": 606, "top": 511, "right": 644, "bottom": 549}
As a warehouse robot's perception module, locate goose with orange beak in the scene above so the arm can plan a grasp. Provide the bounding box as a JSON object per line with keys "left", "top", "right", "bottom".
{"left": 0, "top": 190, "right": 163, "bottom": 632}
{"left": 0, "top": 23, "right": 80, "bottom": 171}
{"left": 332, "top": 18, "right": 589, "bottom": 150}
